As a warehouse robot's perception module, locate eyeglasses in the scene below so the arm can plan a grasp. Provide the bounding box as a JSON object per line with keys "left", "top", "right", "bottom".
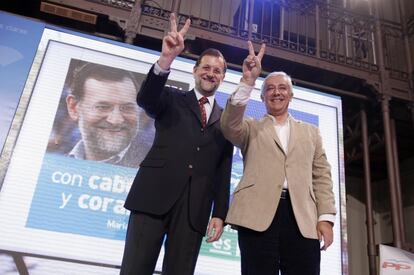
{"left": 92, "top": 103, "right": 138, "bottom": 116}
{"left": 265, "top": 84, "right": 290, "bottom": 94}
{"left": 198, "top": 65, "right": 224, "bottom": 76}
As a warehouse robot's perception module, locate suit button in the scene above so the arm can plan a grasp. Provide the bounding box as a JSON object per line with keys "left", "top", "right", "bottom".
{"left": 188, "top": 164, "right": 193, "bottom": 169}
{"left": 196, "top": 147, "right": 200, "bottom": 151}
{"left": 200, "top": 128, "right": 204, "bottom": 132}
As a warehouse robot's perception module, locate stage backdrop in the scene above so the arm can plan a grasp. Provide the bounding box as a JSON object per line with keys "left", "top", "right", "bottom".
{"left": 0, "top": 14, "right": 347, "bottom": 275}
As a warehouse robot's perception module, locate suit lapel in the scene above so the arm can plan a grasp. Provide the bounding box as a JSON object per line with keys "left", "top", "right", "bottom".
{"left": 185, "top": 90, "right": 203, "bottom": 125}
{"left": 207, "top": 99, "right": 221, "bottom": 127}
{"left": 263, "top": 117, "right": 285, "bottom": 155}
{"left": 287, "top": 117, "right": 297, "bottom": 156}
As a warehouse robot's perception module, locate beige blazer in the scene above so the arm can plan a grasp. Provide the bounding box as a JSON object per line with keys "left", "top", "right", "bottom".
{"left": 221, "top": 102, "right": 336, "bottom": 239}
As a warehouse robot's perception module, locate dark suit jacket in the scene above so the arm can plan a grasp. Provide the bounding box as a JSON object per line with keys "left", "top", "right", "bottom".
{"left": 125, "top": 66, "right": 233, "bottom": 235}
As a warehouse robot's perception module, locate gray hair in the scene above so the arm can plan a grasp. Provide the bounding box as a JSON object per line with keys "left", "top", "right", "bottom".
{"left": 260, "top": 71, "right": 293, "bottom": 96}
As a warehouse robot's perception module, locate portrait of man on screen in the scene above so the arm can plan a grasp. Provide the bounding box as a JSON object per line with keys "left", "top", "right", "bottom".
{"left": 46, "top": 59, "right": 152, "bottom": 168}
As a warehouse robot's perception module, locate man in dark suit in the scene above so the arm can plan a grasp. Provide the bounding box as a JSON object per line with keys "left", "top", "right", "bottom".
{"left": 120, "top": 13, "right": 233, "bottom": 275}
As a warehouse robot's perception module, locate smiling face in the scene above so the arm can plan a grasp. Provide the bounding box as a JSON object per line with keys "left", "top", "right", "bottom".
{"left": 67, "top": 77, "right": 138, "bottom": 161}
{"left": 193, "top": 55, "right": 225, "bottom": 97}
{"left": 261, "top": 74, "right": 293, "bottom": 122}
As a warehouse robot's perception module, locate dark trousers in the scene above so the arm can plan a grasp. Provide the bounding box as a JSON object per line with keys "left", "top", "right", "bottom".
{"left": 120, "top": 184, "right": 203, "bottom": 275}
{"left": 238, "top": 194, "right": 320, "bottom": 275}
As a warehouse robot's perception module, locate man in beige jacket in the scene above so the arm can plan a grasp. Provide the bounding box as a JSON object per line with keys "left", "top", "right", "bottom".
{"left": 221, "top": 41, "right": 336, "bottom": 275}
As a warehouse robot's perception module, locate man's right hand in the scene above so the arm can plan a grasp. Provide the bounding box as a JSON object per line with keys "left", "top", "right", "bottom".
{"left": 241, "top": 41, "right": 266, "bottom": 86}
{"left": 158, "top": 13, "right": 191, "bottom": 70}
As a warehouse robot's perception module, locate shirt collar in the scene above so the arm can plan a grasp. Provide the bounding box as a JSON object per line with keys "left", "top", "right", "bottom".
{"left": 266, "top": 113, "right": 291, "bottom": 126}
{"left": 194, "top": 88, "right": 215, "bottom": 106}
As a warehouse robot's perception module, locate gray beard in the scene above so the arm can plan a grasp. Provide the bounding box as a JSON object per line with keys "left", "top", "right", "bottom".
{"left": 79, "top": 120, "right": 137, "bottom": 159}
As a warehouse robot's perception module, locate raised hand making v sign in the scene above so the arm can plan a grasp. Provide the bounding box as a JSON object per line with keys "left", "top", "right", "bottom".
{"left": 158, "top": 13, "right": 191, "bottom": 70}
{"left": 121, "top": 12, "right": 234, "bottom": 275}
{"left": 241, "top": 41, "right": 266, "bottom": 86}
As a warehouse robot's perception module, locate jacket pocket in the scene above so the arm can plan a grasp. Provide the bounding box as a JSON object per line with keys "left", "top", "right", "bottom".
{"left": 140, "top": 159, "right": 165, "bottom": 168}
{"left": 234, "top": 182, "right": 254, "bottom": 194}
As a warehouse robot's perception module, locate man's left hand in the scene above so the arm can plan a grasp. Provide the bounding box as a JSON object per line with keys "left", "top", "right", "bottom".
{"left": 206, "top": 217, "right": 224, "bottom": 243}
{"left": 317, "top": 221, "right": 333, "bottom": 251}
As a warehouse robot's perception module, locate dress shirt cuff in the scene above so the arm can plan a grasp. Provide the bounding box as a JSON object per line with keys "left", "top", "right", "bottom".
{"left": 318, "top": 214, "right": 336, "bottom": 226}
{"left": 153, "top": 61, "right": 170, "bottom": 76}
{"left": 230, "top": 82, "right": 255, "bottom": 106}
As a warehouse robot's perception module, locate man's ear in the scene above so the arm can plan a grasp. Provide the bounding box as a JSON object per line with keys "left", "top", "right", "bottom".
{"left": 66, "top": 95, "right": 79, "bottom": 120}
{"left": 220, "top": 71, "right": 226, "bottom": 83}
{"left": 260, "top": 93, "right": 264, "bottom": 101}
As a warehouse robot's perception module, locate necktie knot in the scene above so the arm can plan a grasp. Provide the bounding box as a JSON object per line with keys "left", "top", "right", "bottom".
{"left": 199, "top": 97, "right": 208, "bottom": 105}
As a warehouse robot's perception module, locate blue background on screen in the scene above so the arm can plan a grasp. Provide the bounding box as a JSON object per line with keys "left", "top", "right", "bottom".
{"left": 0, "top": 12, "right": 44, "bottom": 153}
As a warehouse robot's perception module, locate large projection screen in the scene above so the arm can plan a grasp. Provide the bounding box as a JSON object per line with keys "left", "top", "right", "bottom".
{"left": 0, "top": 26, "right": 346, "bottom": 274}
